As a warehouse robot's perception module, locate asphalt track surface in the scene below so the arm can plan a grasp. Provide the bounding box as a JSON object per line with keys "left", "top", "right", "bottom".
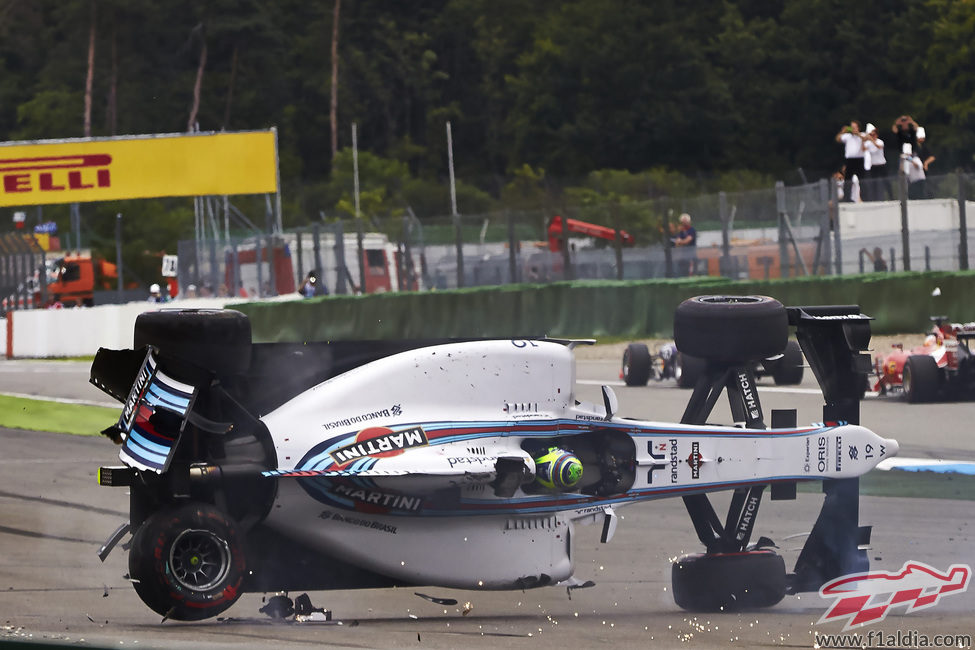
{"left": 1, "top": 356, "right": 974, "bottom": 649}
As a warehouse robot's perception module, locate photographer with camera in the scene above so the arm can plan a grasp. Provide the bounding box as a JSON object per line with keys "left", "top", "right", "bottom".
{"left": 891, "top": 114, "right": 918, "bottom": 155}
{"left": 835, "top": 120, "right": 866, "bottom": 203}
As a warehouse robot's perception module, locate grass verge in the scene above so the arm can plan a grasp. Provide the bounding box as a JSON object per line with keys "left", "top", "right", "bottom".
{"left": 0, "top": 394, "right": 118, "bottom": 437}
{"left": 797, "top": 470, "right": 975, "bottom": 501}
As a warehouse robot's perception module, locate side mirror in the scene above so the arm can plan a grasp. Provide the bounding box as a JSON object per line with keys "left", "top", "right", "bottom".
{"left": 601, "top": 385, "right": 618, "bottom": 420}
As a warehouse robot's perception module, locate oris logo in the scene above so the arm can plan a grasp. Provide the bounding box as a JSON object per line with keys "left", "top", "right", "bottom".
{"left": 817, "top": 435, "right": 828, "bottom": 472}
{"left": 1, "top": 154, "right": 112, "bottom": 195}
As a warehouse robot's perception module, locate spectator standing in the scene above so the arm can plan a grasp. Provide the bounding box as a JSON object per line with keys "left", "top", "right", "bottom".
{"left": 891, "top": 115, "right": 919, "bottom": 155}
{"left": 148, "top": 283, "right": 166, "bottom": 303}
{"left": 671, "top": 213, "right": 697, "bottom": 276}
{"left": 836, "top": 121, "right": 866, "bottom": 202}
{"left": 860, "top": 246, "right": 888, "bottom": 272}
{"left": 907, "top": 127, "right": 935, "bottom": 200}
{"left": 300, "top": 269, "right": 329, "bottom": 297}
{"left": 863, "top": 124, "right": 890, "bottom": 201}
{"left": 673, "top": 213, "right": 697, "bottom": 247}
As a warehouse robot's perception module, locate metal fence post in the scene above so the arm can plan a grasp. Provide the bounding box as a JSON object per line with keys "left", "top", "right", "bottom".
{"left": 613, "top": 211, "right": 624, "bottom": 281}
{"left": 959, "top": 174, "right": 969, "bottom": 270}
{"left": 453, "top": 214, "right": 465, "bottom": 288}
{"left": 230, "top": 241, "right": 239, "bottom": 297}
{"left": 719, "top": 191, "right": 730, "bottom": 277}
{"left": 663, "top": 211, "right": 674, "bottom": 278}
{"left": 37, "top": 248, "right": 45, "bottom": 307}
{"left": 295, "top": 230, "right": 304, "bottom": 290}
{"left": 831, "top": 180, "right": 843, "bottom": 275}
{"left": 507, "top": 211, "right": 518, "bottom": 284}
{"left": 256, "top": 238, "right": 265, "bottom": 298}
{"left": 334, "top": 221, "right": 348, "bottom": 295}
{"left": 267, "top": 234, "right": 278, "bottom": 296}
{"left": 898, "top": 166, "right": 911, "bottom": 271}
{"left": 115, "top": 213, "right": 123, "bottom": 301}
{"left": 398, "top": 213, "right": 409, "bottom": 291}
{"left": 312, "top": 224, "right": 323, "bottom": 291}
{"left": 356, "top": 219, "right": 365, "bottom": 294}
{"left": 560, "top": 215, "right": 573, "bottom": 280}
{"left": 208, "top": 237, "right": 220, "bottom": 296}
{"left": 815, "top": 178, "right": 833, "bottom": 275}
{"left": 776, "top": 181, "right": 789, "bottom": 277}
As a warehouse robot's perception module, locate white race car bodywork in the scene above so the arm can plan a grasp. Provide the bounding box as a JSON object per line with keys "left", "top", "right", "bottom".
{"left": 257, "top": 339, "right": 896, "bottom": 589}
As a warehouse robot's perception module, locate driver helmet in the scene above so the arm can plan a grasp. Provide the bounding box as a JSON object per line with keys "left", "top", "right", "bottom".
{"left": 534, "top": 447, "right": 583, "bottom": 491}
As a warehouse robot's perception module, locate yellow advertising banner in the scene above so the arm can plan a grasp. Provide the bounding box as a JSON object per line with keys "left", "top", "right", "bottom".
{"left": 0, "top": 130, "right": 277, "bottom": 208}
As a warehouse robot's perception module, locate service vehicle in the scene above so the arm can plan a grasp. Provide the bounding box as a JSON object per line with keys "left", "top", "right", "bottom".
{"left": 873, "top": 316, "right": 975, "bottom": 402}
{"left": 91, "top": 295, "right": 893, "bottom": 620}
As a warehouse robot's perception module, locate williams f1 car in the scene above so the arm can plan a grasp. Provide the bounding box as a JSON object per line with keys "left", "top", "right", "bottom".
{"left": 91, "top": 295, "right": 895, "bottom": 620}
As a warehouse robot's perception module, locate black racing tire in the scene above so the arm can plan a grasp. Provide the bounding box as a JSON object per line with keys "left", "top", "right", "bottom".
{"left": 672, "top": 551, "right": 787, "bottom": 612}
{"left": 674, "top": 296, "right": 788, "bottom": 363}
{"left": 622, "top": 343, "right": 652, "bottom": 386}
{"left": 771, "top": 340, "right": 804, "bottom": 385}
{"left": 903, "top": 354, "right": 940, "bottom": 403}
{"left": 134, "top": 309, "right": 252, "bottom": 376}
{"left": 129, "top": 502, "right": 246, "bottom": 621}
{"left": 675, "top": 353, "right": 706, "bottom": 389}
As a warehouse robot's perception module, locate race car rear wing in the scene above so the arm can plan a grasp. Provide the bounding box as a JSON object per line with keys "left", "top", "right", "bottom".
{"left": 788, "top": 305, "right": 874, "bottom": 592}
{"left": 788, "top": 305, "right": 873, "bottom": 426}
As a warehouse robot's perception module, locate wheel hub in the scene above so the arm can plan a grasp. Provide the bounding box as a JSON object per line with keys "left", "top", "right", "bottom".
{"left": 169, "top": 529, "right": 231, "bottom": 592}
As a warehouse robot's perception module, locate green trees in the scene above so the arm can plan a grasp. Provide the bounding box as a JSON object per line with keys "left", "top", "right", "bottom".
{"left": 0, "top": 0, "right": 967, "bottom": 282}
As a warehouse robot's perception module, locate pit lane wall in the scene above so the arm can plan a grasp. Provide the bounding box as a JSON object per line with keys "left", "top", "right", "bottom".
{"left": 6, "top": 271, "right": 975, "bottom": 357}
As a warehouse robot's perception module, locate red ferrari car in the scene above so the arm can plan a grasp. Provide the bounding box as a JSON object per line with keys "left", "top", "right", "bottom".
{"left": 873, "top": 316, "right": 975, "bottom": 402}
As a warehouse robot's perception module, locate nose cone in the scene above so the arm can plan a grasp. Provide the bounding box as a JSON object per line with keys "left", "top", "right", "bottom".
{"left": 884, "top": 437, "right": 900, "bottom": 458}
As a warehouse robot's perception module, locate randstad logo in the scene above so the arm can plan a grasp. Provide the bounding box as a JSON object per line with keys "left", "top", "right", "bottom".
{"left": 818, "top": 560, "right": 971, "bottom": 631}
{"left": 1, "top": 154, "right": 112, "bottom": 194}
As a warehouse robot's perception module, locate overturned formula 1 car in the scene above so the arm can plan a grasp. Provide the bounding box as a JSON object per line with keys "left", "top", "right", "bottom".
{"left": 91, "top": 295, "right": 894, "bottom": 620}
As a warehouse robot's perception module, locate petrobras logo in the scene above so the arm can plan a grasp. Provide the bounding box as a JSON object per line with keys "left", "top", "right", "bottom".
{"left": 818, "top": 560, "right": 971, "bottom": 631}
{"left": 1, "top": 154, "right": 112, "bottom": 196}
{"left": 329, "top": 425, "right": 428, "bottom": 466}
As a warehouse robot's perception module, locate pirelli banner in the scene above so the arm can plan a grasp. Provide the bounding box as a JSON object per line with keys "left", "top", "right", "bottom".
{"left": 0, "top": 130, "right": 278, "bottom": 208}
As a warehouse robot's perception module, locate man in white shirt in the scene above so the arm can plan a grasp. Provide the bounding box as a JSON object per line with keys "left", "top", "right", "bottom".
{"left": 863, "top": 123, "right": 890, "bottom": 201}
{"left": 836, "top": 121, "right": 866, "bottom": 202}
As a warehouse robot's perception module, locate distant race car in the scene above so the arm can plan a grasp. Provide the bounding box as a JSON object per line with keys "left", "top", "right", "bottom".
{"left": 621, "top": 339, "right": 804, "bottom": 388}
{"left": 873, "top": 316, "right": 975, "bottom": 402}
{"left": 91, "top": 296, "right": 893, "bottom": 621}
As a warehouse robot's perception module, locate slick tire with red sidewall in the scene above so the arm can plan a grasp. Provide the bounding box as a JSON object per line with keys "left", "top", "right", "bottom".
{"left": 129, "top": 502, "right": 246, "bottom": 621}
{"left": 674, "top": 295, "right": 788, "bottom": 363}
{"left": 903, "top": 354, "right": 940, "bottom": 403}
{"left": 672, "top": 550, "right": 786, "bottom": 612}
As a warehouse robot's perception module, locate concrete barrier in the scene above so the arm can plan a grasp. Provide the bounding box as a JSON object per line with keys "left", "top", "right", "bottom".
{"left": 4, "top": 296, "right": 282, "bottom": 358}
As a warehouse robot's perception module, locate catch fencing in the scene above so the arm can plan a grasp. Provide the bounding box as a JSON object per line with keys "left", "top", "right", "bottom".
{"left": 111, "top": 172, "right": 975, "bottom": 300}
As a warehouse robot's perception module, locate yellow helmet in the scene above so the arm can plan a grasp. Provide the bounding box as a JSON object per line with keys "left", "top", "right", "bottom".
{"left": 534, "top": 447, "right": 583, "bottom": 491}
